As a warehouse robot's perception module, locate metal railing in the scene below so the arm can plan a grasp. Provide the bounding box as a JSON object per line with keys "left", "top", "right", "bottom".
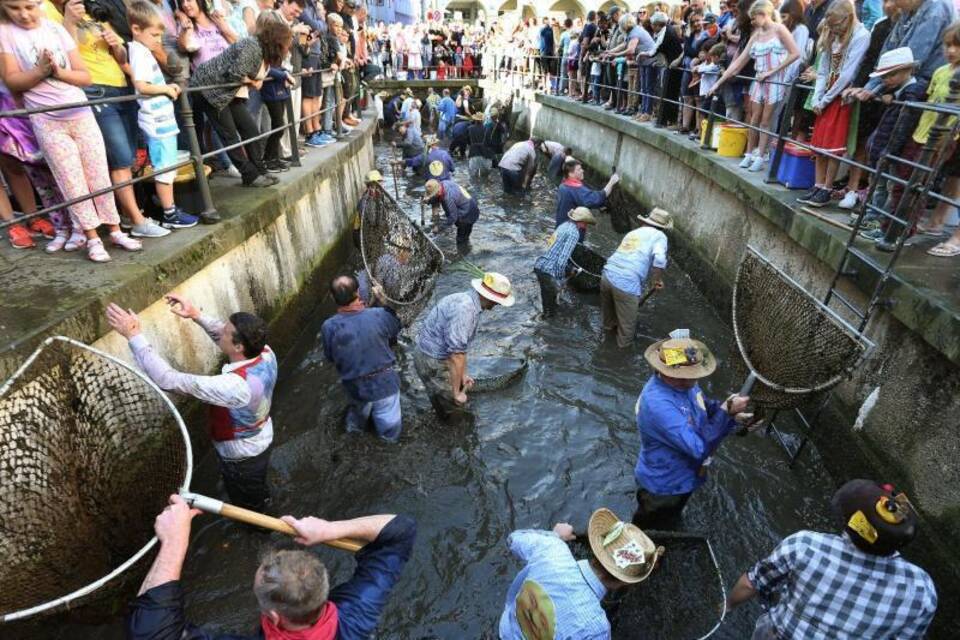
{"left": 0, "top": 65, "right": 362, "bottom": 230}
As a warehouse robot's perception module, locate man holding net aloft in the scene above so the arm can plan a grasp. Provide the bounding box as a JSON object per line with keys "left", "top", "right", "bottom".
{"left": 106, "top": 296, "right": 277, "bottom": 512}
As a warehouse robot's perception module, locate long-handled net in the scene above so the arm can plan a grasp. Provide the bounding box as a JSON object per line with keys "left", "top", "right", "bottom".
{"left": 567, "top": 243, "right": 605, "bottom": 293}
{"left": 358, "top": 182, "right": 445, "bottom": 325}
{"left": 732, "top": 247, "right": 874, "bottom": 414}
{"left": 0, "top": 337, "right": 191, "bottom": 622}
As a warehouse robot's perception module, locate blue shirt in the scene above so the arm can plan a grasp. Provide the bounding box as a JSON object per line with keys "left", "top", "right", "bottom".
{"left": 125, "top": 515, "right": 418, "bottom": 640}
{"left": 438, "top": 95, "right": 458, "bottom": 123}
{"left": 426, "top": 147, "right": 455, "bottom": 180}
{"left": 634, "top": 375, "right": 737, "bottom": 495}
{"left": 749, "top": 531, "right": 937, "bottom": 640}
{"left": 437, "top": 180, "right": 480, "bottom": 227}
{"left": 416, "top": 290, "right": 482, "bottom": 360}
{"left": 499, "top": 529, "right": 610, "bottom": 640}
{"left": 602, "top": 227, "right": 669, "bottom": 297}
{"left": 321, "top": 307, "right": 401, "bottom": 402}
{"left": 534, "top": 221, "right": 581, "bottom": 281}
{"left": 555, "top": 179, "right": 607, "bottom": 236}
{"left": 539, "top": 24, "right": 555, "bottom": 55}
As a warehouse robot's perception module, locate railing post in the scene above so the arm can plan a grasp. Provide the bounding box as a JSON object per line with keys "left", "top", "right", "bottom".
{"left": 285, "top": 90, "right": 301, "bottom": 167}
{"left": 766, "top": 77, "right": 799, "bottom": 184}
{"left": 334, "top": 76, "right": 343, "bottom": 136}
{"left": 178, "top": 89, "right": 219, "bottom": 223}
{"left": 700, "top": 95, "right": 719, "bottom": 150}
{"left": 655, "top": 67, "right": 669, "bottom": 128}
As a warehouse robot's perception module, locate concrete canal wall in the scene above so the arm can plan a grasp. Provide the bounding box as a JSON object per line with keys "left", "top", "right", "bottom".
{"left": 487, "top": 83, "right": 960, "bottom": 626}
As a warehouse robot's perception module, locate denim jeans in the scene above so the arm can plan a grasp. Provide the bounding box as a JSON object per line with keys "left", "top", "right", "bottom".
{"left": 83, "top": 84, "right": 138, "bottom": 169}
{"left": 346, "top": 391, "right": 402, "bottom": 442}
{"left": 641, "top": 66, "right": 658, "bottom": 114}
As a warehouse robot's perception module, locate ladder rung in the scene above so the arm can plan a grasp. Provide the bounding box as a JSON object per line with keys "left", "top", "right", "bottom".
{"left": 829, "top": 290, "right": 867, "bottom": 319}
{"left": 864, "top": 203, "right": 909, "bottom": 226}
{"left": 846, "top": 245, "right": 895, "bottom": 277}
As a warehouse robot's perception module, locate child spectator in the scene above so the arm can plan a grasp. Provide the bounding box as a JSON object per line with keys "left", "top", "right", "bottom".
{"left": 588, "top": 40, "right": 603, "bottom": 103}
{"left": 128, "top": 1, "right": 199, "bottom": 228}
{"left": 437, "top": 87, "right": 456, "bottom": 139}
{"left": 255, "top": 12, "right": 295, "bottom": 170}
{"left": 696, "top": 43, "right": 725, "bottom": 113}
{"left": 300, "top": 1, "right": 328, "bottom": 148}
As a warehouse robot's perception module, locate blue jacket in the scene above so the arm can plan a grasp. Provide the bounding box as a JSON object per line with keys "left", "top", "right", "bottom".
{"left": 425, "top": 147, "right": 455, "bottom": 180}
{"left": 866, "top": 79, "right": 927, "bottom": 166}
{"left": 634, "top": 375, "right": 737, "bottom": 495}
{"left": 555, "top": 179, "right": 607, "bottom": 239}
{"left": 322, "top": 306, "right": 401, "bottom": 402}
{"left": 438, "top": 180, "right": 480, "bottom": 226}
{"left": 126, "top": 515, "right": 417, "bottom": 640}
{"left": 260, "top": 66, "right": 289, "bottom": 102}
{"left": 438, "top": 96, "right": 457, "bottom": 124}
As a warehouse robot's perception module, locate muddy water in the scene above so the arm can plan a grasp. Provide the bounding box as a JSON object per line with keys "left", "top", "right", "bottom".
{"left": 24, "top": 144, "right": 839, "bottom": 639}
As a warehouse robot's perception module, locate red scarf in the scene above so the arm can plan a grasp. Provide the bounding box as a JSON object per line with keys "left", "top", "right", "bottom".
{"left": 261, "top": 602, "right": 338, "bottom": 640}
{"left": 561, "top": 177, "right": 583, "bottom": 187}
{"left": 338, "top": 299, "right": 366, "bottom": 314}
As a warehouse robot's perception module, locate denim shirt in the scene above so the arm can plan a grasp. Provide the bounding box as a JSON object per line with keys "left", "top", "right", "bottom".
{"left": 321, "top": 307, "right": 401, "bottom": 402}
{"left": 416, "top": 290, "right": 482, "bottom": 360}
{"left": 499, "top": 529, "right": 610, "bottom": 640}
{"left": 634, "top": 375, "right": 737, "bottom": 495}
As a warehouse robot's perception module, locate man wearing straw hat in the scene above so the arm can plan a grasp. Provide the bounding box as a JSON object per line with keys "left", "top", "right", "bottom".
{"left": 128, "top": 496, "right": 416, "bottom": 640}
{"left": 422, "top": 178, "right": 480, "bottom": 251}
{"left": 352, "top": 169, "right": 385, "bottom": 250}
{"left": 414, "top": 273, "right": 516, "bottom": 411}
{"left": 391, "top": 119, "right": 425, "bottom": 172}
{"left": 467, "top": 111, "right": 494, "bottom": 177}
{"left": 600, "top": 208, "right": 672, "bottom": 348}
{"left": 448, "top": 114, "right": 474, "bottom": 159}
{"left": 534, "top": 206, "right": 597, "bottom": 317}
{"left": 555, "top": 158, "right": 619, "bottom": 237}
{"left": 423, "top": 135, "right": 455, "bottom": 182}
{"left": 106, "top": 299, "right": 277, "bottom": 512}
{"left": 633, "top": 328, "right": 751, "bottom": 529}
{"left": 726, "top": 479, "right": 937, "bottom": 639}
{"left": 499, "top": 507, "right": 662, "bottom": 639}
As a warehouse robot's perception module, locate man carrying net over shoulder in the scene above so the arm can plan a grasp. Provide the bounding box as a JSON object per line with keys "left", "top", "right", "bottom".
{"left": 106, "top": 297, "right": 276, "bottom": 512}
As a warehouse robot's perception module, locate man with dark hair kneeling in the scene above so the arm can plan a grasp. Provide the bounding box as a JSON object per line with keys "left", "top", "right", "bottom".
{"left": 727, "top": 479, "right": 937, "bottom": 639}
{"left": 127, "top": 495, "right": 416, "bottom": 640}
{"left": 321, "top": 275, "right": 403, "bottom": 442}
{"left": 106, "top": 296, "right": 277, "bottom": 512}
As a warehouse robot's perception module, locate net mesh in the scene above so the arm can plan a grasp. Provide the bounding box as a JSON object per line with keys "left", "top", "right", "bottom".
{"left": 0, "top": 337, "right": 188, "bottom": 621}
{"left": 606, "top": 185, "right": 636, "bottom": 234}
{"left": 732, "top": 248, "right": 871, "bottom": 413}
{"left": 567, "top": 243, "right": 605, "bottom": 293}
{"left": 358, "top": 184, "right": 445, "bottom": 325}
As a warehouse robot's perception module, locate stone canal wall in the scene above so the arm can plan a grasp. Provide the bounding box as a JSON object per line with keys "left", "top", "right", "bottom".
{"left": 489, "top": 83, "right": 960, "bottom": 621}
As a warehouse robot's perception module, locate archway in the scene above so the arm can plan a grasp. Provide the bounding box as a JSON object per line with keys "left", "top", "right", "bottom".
{"left": 443, "top": 0, "right": 487, "bottom": 22}
{"left": 547, "top": 0, "right": 585, "bottom": 19}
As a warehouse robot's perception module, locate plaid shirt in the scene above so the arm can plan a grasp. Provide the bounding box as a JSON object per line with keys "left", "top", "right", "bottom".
{"left": 534, "top": 221, "right": 581, "bottom": 281}
{"left": 749, "top": 531, "right": 937, "bottom": 639}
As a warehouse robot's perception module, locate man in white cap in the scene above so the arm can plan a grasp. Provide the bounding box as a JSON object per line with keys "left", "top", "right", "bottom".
{"left": 499, "top": 507, "right": 662, "bottom": 639}
{"left": 533, "top": 206, "right": 596, "bottom": 317}
{"left": 422, "top": 178, "right": 480, "bottom": 251}
{"left": 633, "top": 329, "right": 751, "bottom": 529}
{"left": 353, "top": 170, "right": 385, "bottom": 250}
{"left": 414, "top": 273, "right": 515, "bottom": 411}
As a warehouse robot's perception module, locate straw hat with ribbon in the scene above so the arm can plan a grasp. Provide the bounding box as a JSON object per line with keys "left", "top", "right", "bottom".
{"left": 588, "top": 508, "right": 663, "bottom": 584}
{"left": 471, "top": 112, "right": 485, "bottom": 122}
{"left": 644, "top": 328, "right": 717, "bottom": 379}
{"left": 869, "top": 47, "right": 916, "bottom": 78}
{"left": 638, "top": 207, "right": 674, "bottom": 230}
{"left": 365, "top": 170, "right": 383, "bottom": 183}
{"left": 423, "top": 179, "right": 442, "bottom": 202}
{"left": 568, "top": 206, "right": 597, "bottom": 224}
{"left": 471, "top": 272, "right": 516, "bottom": 307}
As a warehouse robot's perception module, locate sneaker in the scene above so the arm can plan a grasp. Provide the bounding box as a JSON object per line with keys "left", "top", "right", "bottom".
{"left": 131, "top": 219, "right": 172, "bottom": 238}
{"left": 119, "top": 216, "right": 134, "bottom": 231}
{"left": 161, "top": 208, "right": 199, "bottom": 229}
{"left": 806, "top": 188, "right": 832, "bottom": 207}
{"left": 7, "top": 223, "right": 34, "bottom": 249}
{"left": 28, "top": 218, "right": 55, "bottom": 238}
{"left": 265, "top": 159, "right": 290, "bottom": 173}
{"left": 211, "top": 165, "right": 242, "bottom": 180}
{"left": 110, "top": 230, "right": 143, "bottom": 251}
{"left": 748, "top": 155, "right": 765, "bottom": 172}
{"left": 87, "top": 237, "right": 111, "bottom": 263}
{"left": 244, "top": 174, "right": 280, "bottom": 187}
{"left": 859, "top": 227, "right": 886, "bottom": 241}
{"left": 304, "top": 132, "right": 327, "bottom": 147}
{"left": 796, "top": 187, "right": 822, "bottom": 205}
{"left": 64, "top": 231, "right": 87, "bottom": 252}
{"left": 739, "top": 152, "right": 755, "bottom": 169}
{"left": 45, "top": 229, "right": 69, "bottom": 253}
{"left": 838, "top": 190, "right": 859, "bottom": 210}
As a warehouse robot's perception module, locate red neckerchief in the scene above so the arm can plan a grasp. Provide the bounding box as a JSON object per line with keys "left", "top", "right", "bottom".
{"left": 562, "top": 177, "right": 584, "bottom": 187}
{"left": 260, "top": 602, "right": 338, "bottom": 640}
{"left": 338, "top": 299, "right": 366, "bottom": 314}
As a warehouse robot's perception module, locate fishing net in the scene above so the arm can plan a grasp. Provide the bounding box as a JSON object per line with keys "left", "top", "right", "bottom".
{"left": 358, "top": 183, "right": 445, "bottom": 325}
{"left": 0, "top": 337, "right": 190, "bottom": 623}
{"left": 568, "top": 243, "right": 605, "bottom": 293}
{"left": 606, "top": 185, "right": 636, "bottom": 234}
{"left": 467, "top": 356, "right": 529, "bottom": 392}
{"left": 732, "top": 247, "right": 873, "bottom": 414}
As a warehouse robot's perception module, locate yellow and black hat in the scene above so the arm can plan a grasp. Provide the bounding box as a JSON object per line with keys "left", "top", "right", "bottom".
{"left": 833, "top": 479, "right": 918, "bottom": 556}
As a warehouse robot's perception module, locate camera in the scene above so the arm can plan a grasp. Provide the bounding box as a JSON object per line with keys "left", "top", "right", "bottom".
{"left": 83, "top": 0, "right": 111, "bottom": 23}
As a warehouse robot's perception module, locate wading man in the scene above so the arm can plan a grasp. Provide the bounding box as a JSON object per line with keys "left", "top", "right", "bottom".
{"left": 499, "top": 507, "right": 661, "bottom": 639}
{"left": 533, "top": 206, "right": 596, "bottom": 317}
{"left": 322, "top": 275, "right": 403, "bottom": 442}
{"left": 555, "top": 158, "right": 619, "bottom": 237}
{"left": 127, "top": 495, "right": 416, "bottom": 640}
{"left": 727, "top": 479, "right": 937, "bottom": 639}
{"left": 600, "top": 208, "right": 671, "bottom": 348}
{"left": 498, "top": 137, "right": 544, "bottom": 194}
{"left": 106, "top": 297, "right": 276, "bottom": 511}
{"left": 414, "top": 272, "right": 516, "bottom": 412}
{"left": 392, "top": 119, "right": 425, "bottom": 172}
{"left": 423, "top": 135, "right": 455, "bottom": 182}
{"left": 422, "top": 178, "right": 480, "bottom": 252}
{"left": 633, "top": 329, "right": 751, "bottom": 529}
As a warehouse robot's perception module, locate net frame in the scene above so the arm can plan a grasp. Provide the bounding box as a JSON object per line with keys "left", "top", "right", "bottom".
{"left": 732, "top": 246, "right": 875, "bottom": 404}
{"left": 0, "top": 336, "right": 193, "bottom": 623}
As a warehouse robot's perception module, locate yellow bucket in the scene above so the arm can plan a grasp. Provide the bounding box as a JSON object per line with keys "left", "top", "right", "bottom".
{"left": 699, "top": 119, "right": 721, "bottom": 149}
{"left": 717, "top": 124, "right": 748, "bottom": 158}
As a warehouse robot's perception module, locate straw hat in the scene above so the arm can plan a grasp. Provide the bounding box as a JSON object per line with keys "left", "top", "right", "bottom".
{"left": 377, "top": 91, "right": 390, "bottom": 99}
{"left": 471, "top": 272, "right": 516, "bottom": 307}
{"left": 404, "top": 87, "right": 414, "bottom": 96}
{"left": 471, "top": 112, "right": 485, "bottom": 122}
{"left": 365, "top": 170, "right": 384, "bottom": 183}
{"left": 588, "top": 508, "right": 662, "bottom": 584}
{"left": 489, "top": 106, "right": 500, "bottom": 118}
{"left": 870, "top": 47, "right": 916, "bottom": 78}
{"left": 568, "top": 206, "right": 597, "bottom": 224}
{"left": 644, "top": 329, "right": 717, "bottom": 379}
{"left": 424, "top": 134, "right": 440, "bottom": 147}
{"left": 423, "top": 179, "right": 442, "bottom": 201}
{"left": 637, "top": 207, "right": 674, "bottom": 230}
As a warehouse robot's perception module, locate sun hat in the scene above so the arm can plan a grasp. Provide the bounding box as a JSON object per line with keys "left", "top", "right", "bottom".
{"left": 870, "top": 47, "right": 916, "bottom": 78}
{"left": 489, "top": 106, "right": 500, "bottom": 118}
{"left": 644, "top": 329, "right": 717, "bottom": 379}
{"left": 471, "top": 272, "right": 516, "bottom": 307}
{"left": 637, "top": 207, "right": 674, "bottom": 230}
{"left": 568, "top": 206, "right": 597, "bottom": 224}
{"left": 377, "top": 91, "right": 390, "bottom": 99}
{"left": 365, "top": 170, "right": 383, "bottom": 183}
{"left": 588, "top": 508, "right": 663, "bottom": 584}
{"left": 470, "top": 112, "right": 485, "bottom": 122}
{"left": 832, "top": 479, "right": 918, "bottom": 556}
{"left": 424, "top": 134, "right": 440, "bottom": 147}
{"left": 404, "top": 87, "right": 414, "bottom": 96}
{"left": 423, "top": 179, "right": 442, "bottom": 201}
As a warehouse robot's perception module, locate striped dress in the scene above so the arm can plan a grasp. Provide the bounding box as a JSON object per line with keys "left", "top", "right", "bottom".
{"left": 748, "top": 37, "right": 789, "bottom": 104}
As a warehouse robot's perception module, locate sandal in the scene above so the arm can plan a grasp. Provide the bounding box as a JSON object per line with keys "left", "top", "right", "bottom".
{"left": 916, "top": 222, "right": 947, "bottom": 237}
{"left": 87, "top": 238, "right": 111, "bottom": 263}
{"left": 45, "top": 229, "right": 70, "bottom": 253}
{"left": 64, "top": 231, "right": 87, "bottom": 252}
{"left": 110, "top": 231, "right": 143, "bottom": 251}
{"left": 927, "top": 241, "right": 960, "bottom": 257}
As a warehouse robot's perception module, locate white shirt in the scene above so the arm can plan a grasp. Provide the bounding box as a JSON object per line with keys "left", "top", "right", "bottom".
{"left": 128, "top": 40, "right": 179, "bottom": 139}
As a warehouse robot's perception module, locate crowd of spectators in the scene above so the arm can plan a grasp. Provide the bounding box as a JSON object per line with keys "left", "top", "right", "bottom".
{"left": 489, "top": 0, "right": 960, "bottom": 258}
{"left": 371, "top": 20, "right": 486, "bottom": 79}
